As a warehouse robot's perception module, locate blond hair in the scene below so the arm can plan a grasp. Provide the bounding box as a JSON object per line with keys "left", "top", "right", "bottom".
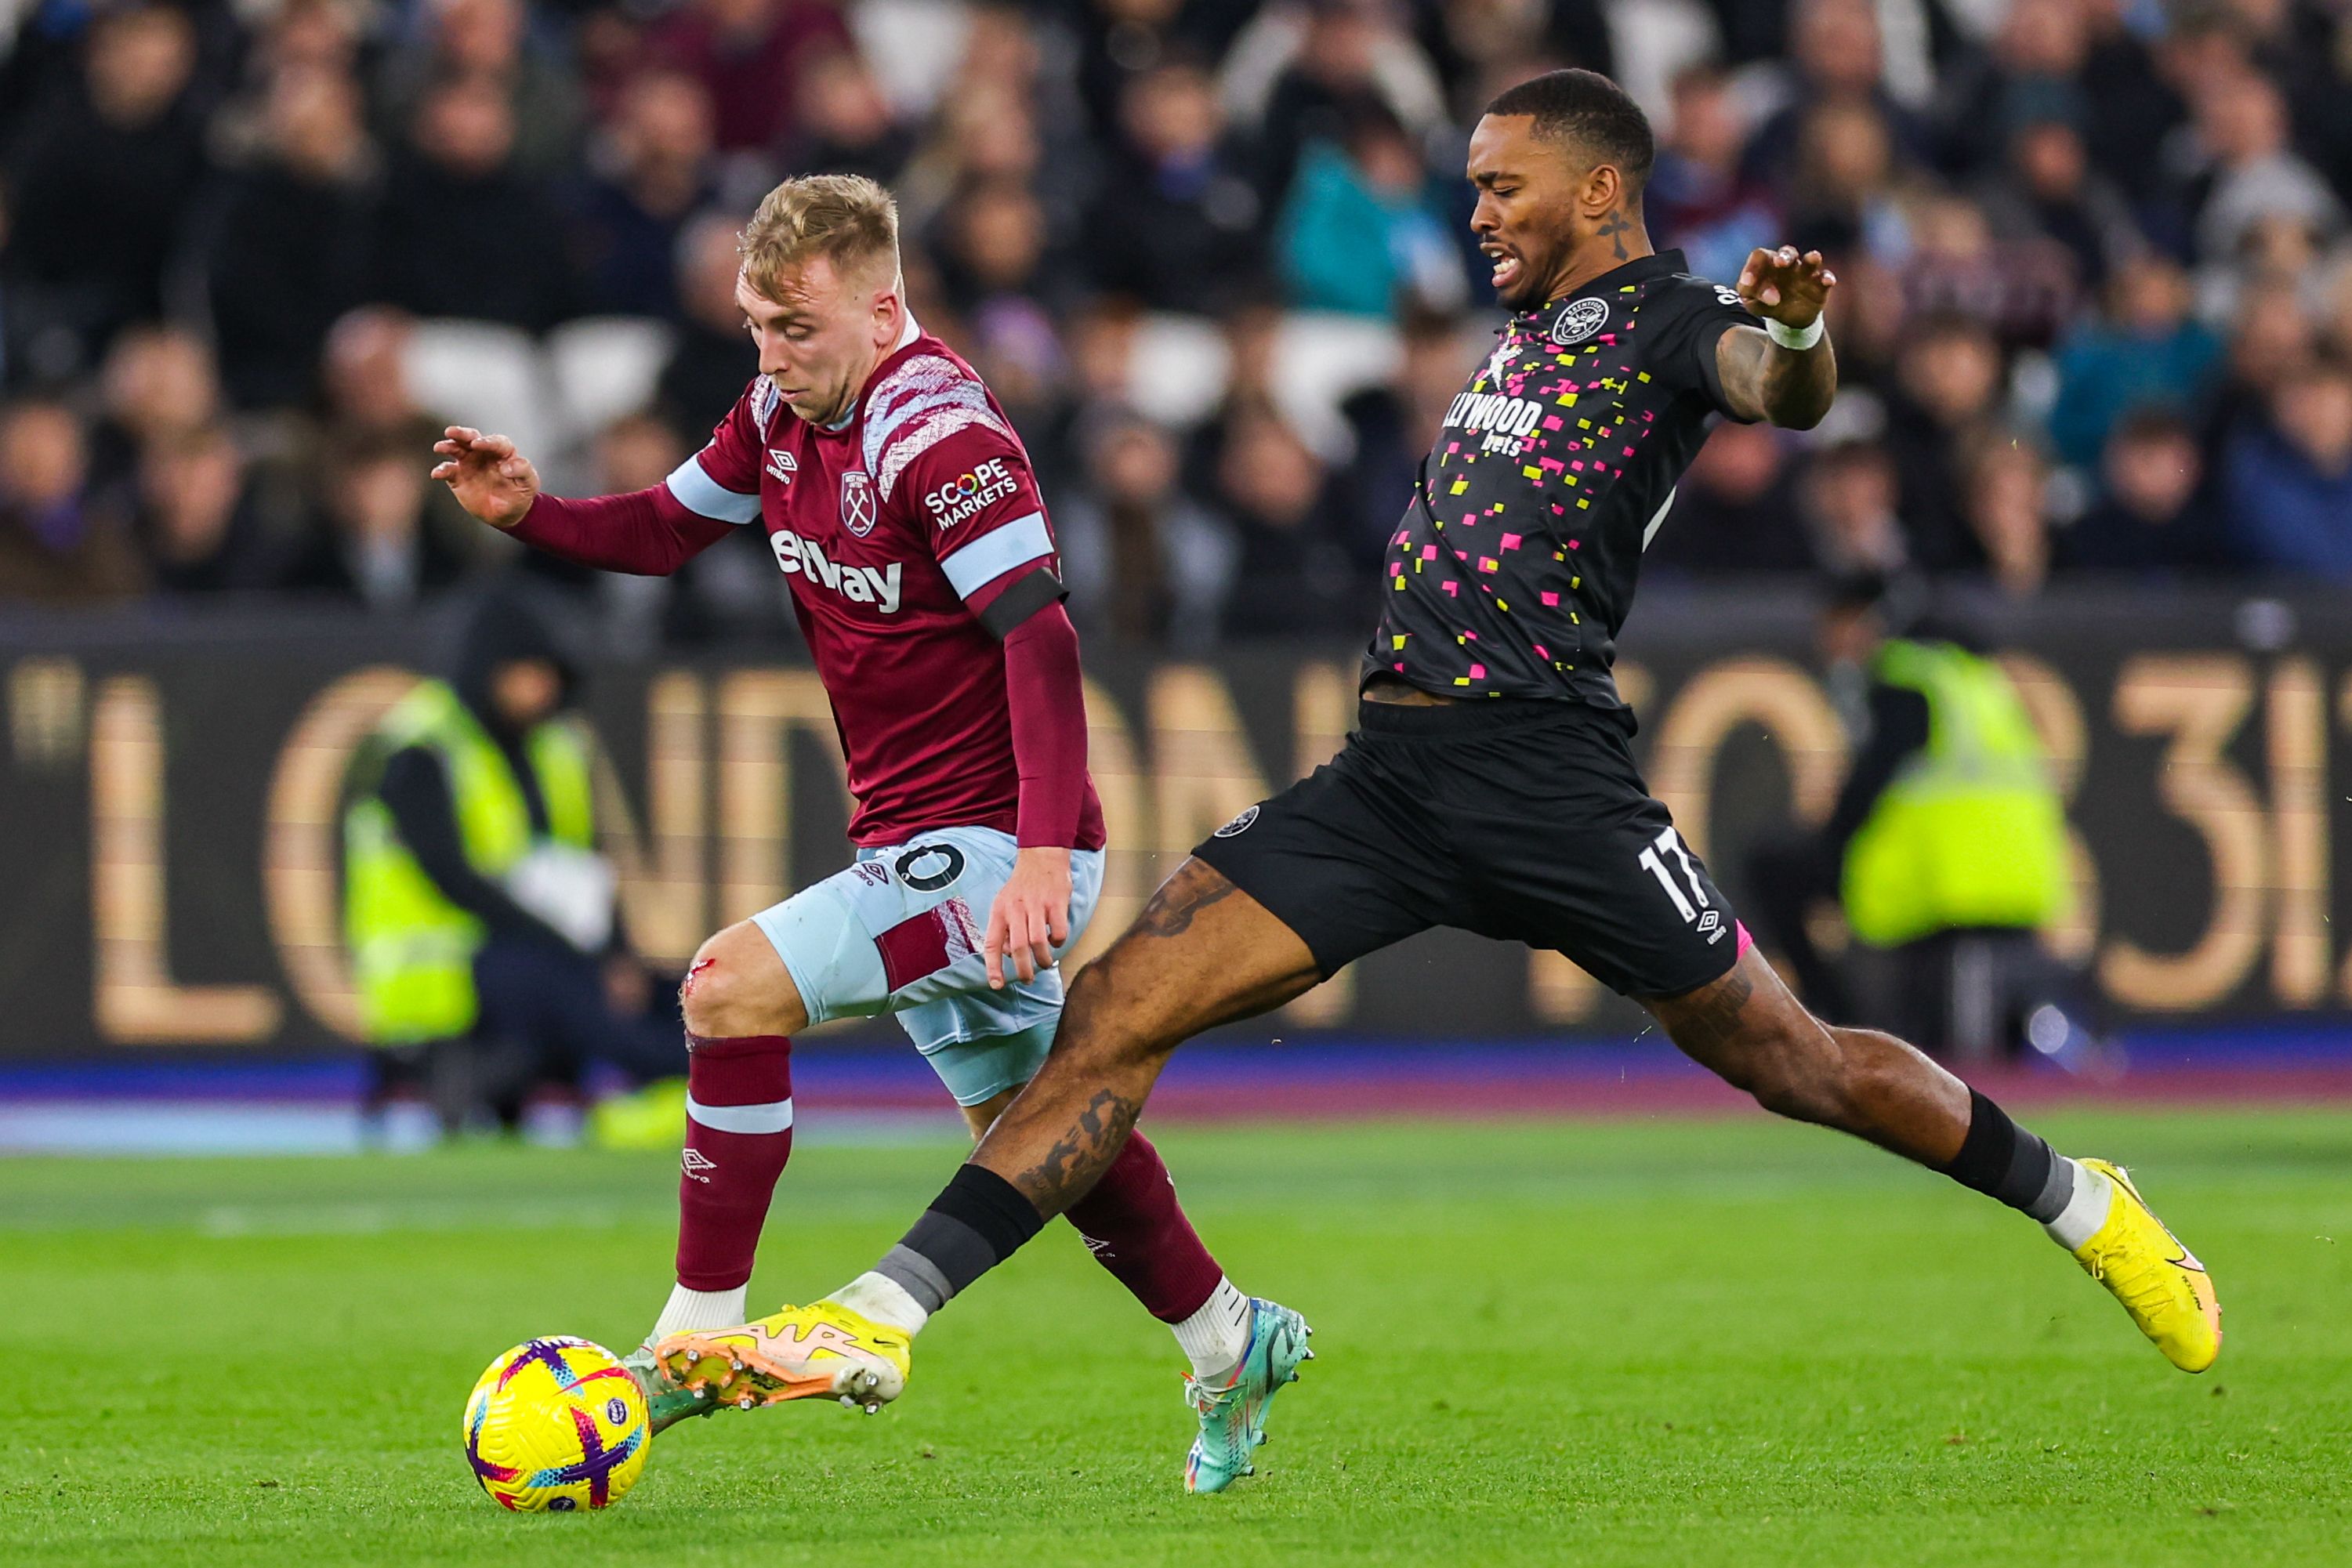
{"left": 739, "top": 174, "right": 901, "bottom": 300}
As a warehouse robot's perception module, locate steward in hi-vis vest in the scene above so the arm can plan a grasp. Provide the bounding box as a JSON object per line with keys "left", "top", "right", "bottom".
{"left": 1838, "top": 637, "right": 2069, "bottom": 949}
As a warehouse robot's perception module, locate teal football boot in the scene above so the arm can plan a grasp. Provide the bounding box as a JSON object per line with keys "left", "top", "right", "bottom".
{"left": 622, "top": 1346, "right": 718, "bottom": 1434}
{"left": 1183, "top": 1298, "right": 1313, "bottom": 1494}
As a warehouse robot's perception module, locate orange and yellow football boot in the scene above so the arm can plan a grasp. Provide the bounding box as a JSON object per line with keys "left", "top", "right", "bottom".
{"left": 654, "top": 1302, "right": 911, "bottom": 1414}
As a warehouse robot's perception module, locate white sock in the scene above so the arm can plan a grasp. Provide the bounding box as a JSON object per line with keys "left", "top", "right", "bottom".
{"left": 2043, "top": 1159, "right": 2112, "bottom": 1251}
{"left": 647, "top": 1283, "right": 746, "bottom": 1349}
{"left": 1172, "top": 1276, "right": 1253, "bottom": 1381}
{"left": 834, "top": 1271, "right": 930, "bottom": 1336}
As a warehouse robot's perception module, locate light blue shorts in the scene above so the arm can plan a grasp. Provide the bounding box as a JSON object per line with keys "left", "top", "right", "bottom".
{"left": 749, "top": 825, "right": 1106, "bottom": 1106}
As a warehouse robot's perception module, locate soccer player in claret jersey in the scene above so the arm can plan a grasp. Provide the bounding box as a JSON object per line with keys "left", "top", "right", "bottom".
{"left": 714, "top": 71, "right": 2222, "bottom": 1457}
{"left": 430, "top": 174, "right": 1302, "bottom": 1490}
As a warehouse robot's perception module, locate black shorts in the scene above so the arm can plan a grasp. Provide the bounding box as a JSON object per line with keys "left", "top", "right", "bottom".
{"left": 1191, "top": 697, "right": 1742, "bottom": 1000}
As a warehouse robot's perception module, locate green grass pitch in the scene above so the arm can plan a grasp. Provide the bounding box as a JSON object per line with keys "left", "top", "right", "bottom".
{"left": 2, "top": 1108, "right": 2349, "bottom": 1566}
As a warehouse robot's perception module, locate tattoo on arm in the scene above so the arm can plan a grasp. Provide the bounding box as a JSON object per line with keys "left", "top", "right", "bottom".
{"left": 1715, "top": 324, "right": 1837, "bottom": 430}
{"left": 1012, "top": 1087, "right": 1140, "bottom": 1212}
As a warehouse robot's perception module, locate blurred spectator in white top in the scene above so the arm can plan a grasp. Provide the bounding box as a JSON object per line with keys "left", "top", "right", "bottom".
{"left": 2170, "top": 66, "right": 2342, "bottom": 273}
{"left": 571, "top": 71, "right": 721, "bottom": 319}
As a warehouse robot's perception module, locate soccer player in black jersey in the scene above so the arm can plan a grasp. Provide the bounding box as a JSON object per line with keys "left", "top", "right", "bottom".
{"left": 684, "top": 70, "right": 2220, "bottom": 1475}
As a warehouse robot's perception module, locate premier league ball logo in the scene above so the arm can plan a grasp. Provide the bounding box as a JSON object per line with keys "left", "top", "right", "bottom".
{"left": 1551, "top": 297, "right": 1609, "bottom": 346}
{"left": 840, "top": 470, "right": 876, "bottom": 537}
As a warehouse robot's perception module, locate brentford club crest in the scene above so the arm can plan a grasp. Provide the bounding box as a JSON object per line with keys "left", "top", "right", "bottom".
{"left": 839, "top": 470, "right": 876, "bottom": 536}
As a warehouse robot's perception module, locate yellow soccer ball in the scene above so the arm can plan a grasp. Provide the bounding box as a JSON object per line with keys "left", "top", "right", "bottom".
{"left": 462, "top": 1337, "right": 651, "bottom": 1512}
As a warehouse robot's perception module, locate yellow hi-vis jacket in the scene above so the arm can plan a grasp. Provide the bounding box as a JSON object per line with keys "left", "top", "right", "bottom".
{"left": 342, "top": 680, "right": 595, "bottom": 1044}
{"left": 1839, "top": 639, "right": 2068, "bottom": 948}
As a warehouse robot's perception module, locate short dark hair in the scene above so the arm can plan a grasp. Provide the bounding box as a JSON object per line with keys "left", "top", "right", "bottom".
{"left": 1484, "top": 69, "right": 1655, "bottom": 197}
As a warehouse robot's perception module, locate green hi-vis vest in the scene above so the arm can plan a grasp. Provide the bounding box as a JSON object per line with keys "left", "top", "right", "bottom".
{"left": 1839, "top": 639, "right": 2068, "bottom": 949}
{"left": 343, "top": 680, "right": 596, "bottom": 1044}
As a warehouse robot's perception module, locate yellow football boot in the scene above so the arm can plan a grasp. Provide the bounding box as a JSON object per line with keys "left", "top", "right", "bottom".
{"left": 654, "top": 1302, "right": 911, "bottom": 1413}
{"left": 2070, "top": 1159, "right": 2221, "bottom": 1373}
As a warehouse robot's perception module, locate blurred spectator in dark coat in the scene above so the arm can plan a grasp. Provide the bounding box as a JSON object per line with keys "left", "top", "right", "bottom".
{"left": 1057, "top": 413, "right": 1234, "bottom": 654}
{"left": 199, "top": 65, "right": 377, "bottom": 410}
{"left": 1337, "top": 312, "right": 1473, "bottom": 555}
{"left": 1085, "top": 60, "right": 1267, "bottom": 314}
{"left": 2046, "top": 255, "right": 2222, "bottom": 469}
{"left": 2223, "top": 357, "right": 2352, "bottom": 581}
{"left": 2, "top": 4, "right": 208, "bottom": 381}
{"left": 1781, "top": 98, "right": 1909, "bottom": 268}
{"left": 2058, "top": 409, "right": 2220, "bottom": 576}
{"left": 284, "top": 433, "right": 468, "bottom": 610}
{"left": 1972, "top": 100, "right": 2142, "bottom": 299}
{"left": 570, "top": 71, "right": 720, "bottom": 318}
{"left": 1067, "top": 0, "right": 1257, "bottom": 145}
{"left": 2202, "top": 281, "right": 2318, "bottom": 454}
{"left": 376, "top": 0, "right": 585, "bottom": 177}
{"left": 1212, "top": 412, "right": 1368, "bottom": 639}
{"left": 654, "top": 213, "right": 760, "bottom": 438}
{"left": 1235, "top": 0, "right": 1448, "bottom": 205}
{"left": 2077, "top": 0, "right": 2187, "bottom": 205}
{"left": 1648, "top": 65, "right": 1780, "bottom": 287}
{"left": 88, "top": 324, "right": 223, "bottom": 520}
{"left": 649, "top": 0, "right": 853, "bottom": 156}
{"left": 136, "top": 424, "right": 277, "bottom": 595}
{"left": 779, "top": 49, "right": 913, "bottom": 184}
{"left": 933, "top": 179, "right": 1078, "bottom": 318}
{"left": 0, "top": 400, "right": 146, "bottom": 604}
{"left": 374, "top": 76, "right": 585, "bottom": 331}
{"left": 1799, "top": 440, "right": 1911, "bottom": 577}
{"left": 1881, "top": 313, "right": 2003, "bottom": 572}
{"left": 1740, "top": 0, "right": 1931, "bottom": 195}
{"left": 1277, "top": 105, "right": 1466, "bottom": 319}
{"left": 1646, "top": 422, "right": 1812, "bottom": 578}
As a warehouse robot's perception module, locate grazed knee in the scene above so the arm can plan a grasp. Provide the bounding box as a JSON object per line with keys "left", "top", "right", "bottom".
{"left": 679, "top": 925, "right": 802, "bottom": 1040}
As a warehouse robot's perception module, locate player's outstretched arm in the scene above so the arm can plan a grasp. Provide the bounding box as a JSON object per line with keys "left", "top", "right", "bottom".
{"left": 431, "top": 425, "right": 735, "bottom": 576}
{"left": 431, "top": 426, "right": 540, "bottom": 528}
{"left": 1716, "top": 245, "right": 1839, "bottom": 430}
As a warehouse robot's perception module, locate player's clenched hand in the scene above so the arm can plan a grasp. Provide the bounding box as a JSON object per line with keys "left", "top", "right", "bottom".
{"left": 984, "top": 846, "right": 1072, "bottom": 989}
{"left": 1735, "top": 245, "right": 1837, "bottom": 329}
{"left": 429, "top": 426, "right": 541, "bottom": 529}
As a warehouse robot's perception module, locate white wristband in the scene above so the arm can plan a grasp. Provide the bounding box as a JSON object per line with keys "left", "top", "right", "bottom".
{"left": 1766, "top": 315, "right": 1825, "bottom": 351}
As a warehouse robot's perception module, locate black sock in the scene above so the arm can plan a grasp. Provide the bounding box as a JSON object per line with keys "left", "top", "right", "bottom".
{"left": 872, "top": 1164, "right": 1046, "bottom": 1316}
{"left": 1941, "top": 1088, "right": 2073, "bottom": 1222}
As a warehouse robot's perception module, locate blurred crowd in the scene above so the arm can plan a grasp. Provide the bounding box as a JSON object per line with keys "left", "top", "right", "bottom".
{"left": 5, "top": 0, "right": 2352, "bottom": 648}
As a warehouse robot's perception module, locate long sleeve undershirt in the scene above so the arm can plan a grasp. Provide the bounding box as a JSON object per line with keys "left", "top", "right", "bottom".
{"left": 507, "top": 488, "right": 737, "bottom": 575}
{"left": 999, "top": 596, "right": 1087, "bottom": 849}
